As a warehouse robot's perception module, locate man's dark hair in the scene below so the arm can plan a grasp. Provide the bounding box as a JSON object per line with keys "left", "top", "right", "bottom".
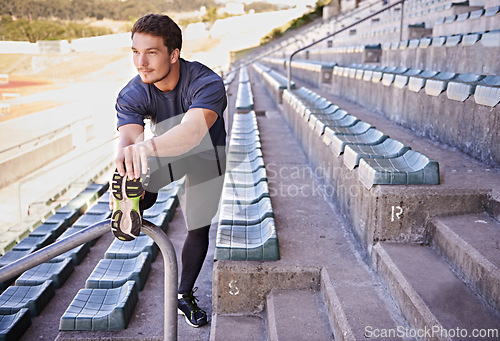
{"left": 131, "top": 14, "right": 182, "bottom": 54}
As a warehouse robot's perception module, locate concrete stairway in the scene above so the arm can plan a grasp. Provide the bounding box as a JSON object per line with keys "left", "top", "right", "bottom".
{"left": 210, "top": 63, "right": 500, "bottom": 340}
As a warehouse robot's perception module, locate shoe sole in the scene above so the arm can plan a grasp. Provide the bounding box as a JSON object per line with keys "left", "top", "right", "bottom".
{"left": 111, "top": 170, "right": 144, "bottom": 241}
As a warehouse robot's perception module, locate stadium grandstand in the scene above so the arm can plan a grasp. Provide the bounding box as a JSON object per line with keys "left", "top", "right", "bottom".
{"left": 0, "top": 0, "right": 499, "bottom": 339}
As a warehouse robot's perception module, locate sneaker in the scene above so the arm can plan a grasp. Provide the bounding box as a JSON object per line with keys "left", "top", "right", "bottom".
{"left": 178, "top": 288, "right": 208, "bottom": 327}
{"left": 111, "top": 169, "right": 144, "bottom": 241}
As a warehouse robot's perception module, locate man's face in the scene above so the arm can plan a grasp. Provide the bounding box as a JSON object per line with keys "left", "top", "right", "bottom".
{"left": 132, "top": 32, "right": 173, "bottom": 85}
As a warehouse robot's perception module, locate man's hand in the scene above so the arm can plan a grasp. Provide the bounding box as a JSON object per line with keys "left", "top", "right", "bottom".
{"left": 116, "top": 140, "right": 153, "bottom": 180}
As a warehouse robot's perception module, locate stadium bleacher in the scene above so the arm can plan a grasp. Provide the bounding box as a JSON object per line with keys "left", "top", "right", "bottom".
{"left": 0, "top": 0, "right": 498, "bottom": 339}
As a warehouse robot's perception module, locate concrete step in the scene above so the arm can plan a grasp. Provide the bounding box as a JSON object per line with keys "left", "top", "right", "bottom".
{"left": 429, "top": 211, "right": 500, "bottom": 311}
{"left": 266, "top": 289, "right": 334, "bottom": 341}
{"left": 210, "top": 314, "right": 266, "bottom": 341}
{"left": 374, "top": 242, "right": 500, "bottom": 340}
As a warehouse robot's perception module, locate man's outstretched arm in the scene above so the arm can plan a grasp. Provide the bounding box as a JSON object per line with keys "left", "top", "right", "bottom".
{"left": 118, "top": 108, "right": 218, "bottom": 179}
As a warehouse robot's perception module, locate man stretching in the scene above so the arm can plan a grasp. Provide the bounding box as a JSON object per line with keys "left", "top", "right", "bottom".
{"left": 110, "top": 13, "right": 227, "bottom": 328}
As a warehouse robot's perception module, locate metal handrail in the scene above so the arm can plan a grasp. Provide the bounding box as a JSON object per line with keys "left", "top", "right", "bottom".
{"left": 0, "top": 219, "right": 178, "bottom": 341}
{"left": 288, "top": 0, "right": 406, "bottom": 89}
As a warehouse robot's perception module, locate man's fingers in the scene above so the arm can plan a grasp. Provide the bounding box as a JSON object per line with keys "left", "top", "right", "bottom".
{"left": 140, "top": 148, "right": 148, "bottom": 175}
{"left": 116, "top": 153, "right": 126, "bottom": 177}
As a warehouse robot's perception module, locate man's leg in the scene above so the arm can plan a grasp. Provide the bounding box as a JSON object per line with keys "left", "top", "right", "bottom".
{"left": 178, "top": 225, "right": 210, "bottom": 294}
{"left": 175, "top": 152, "right": 225, "bottom": 328}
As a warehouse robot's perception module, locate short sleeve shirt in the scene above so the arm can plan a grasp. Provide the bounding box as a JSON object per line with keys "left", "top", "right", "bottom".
{"left": 115, "top": 58, "right": 227, "bottom": 157}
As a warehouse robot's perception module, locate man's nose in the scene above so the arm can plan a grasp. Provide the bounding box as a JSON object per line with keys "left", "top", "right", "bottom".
{"left": 138, "top": 54, "right": 148, "bottom": 67}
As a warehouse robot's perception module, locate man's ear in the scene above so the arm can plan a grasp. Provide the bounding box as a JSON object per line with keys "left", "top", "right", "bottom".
{"left": 171, "top": 48, "right": 180, "bottom": 63}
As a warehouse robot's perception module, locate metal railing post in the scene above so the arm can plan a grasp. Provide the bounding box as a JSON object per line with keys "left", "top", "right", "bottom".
{"left": 286, "top": 0, "right": 405, "bottom": 91}
{"left": 399, "top": 0, "right": 405, "bottom": 41}
{"left": 0, "top": 218, "right": 178, "bottom": 340}
{"left": 142, "top": 220, "right": 178, "bottom": 341}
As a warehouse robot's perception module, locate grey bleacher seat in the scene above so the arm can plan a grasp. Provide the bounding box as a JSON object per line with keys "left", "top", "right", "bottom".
{"left": 358, "top": 150, "right": 440, "bottom": 189}
{"left": 86, "top": 252, "right": 151, "bottom": 291}
{"left": 0, "top": 308, "right": 31, "bottom": 341}
{"left": 0, "top": 280, "right": 55, "bottom": 316}
{"left": 104, "top": 234, "right": 159, "bottom": 261}
{"left": 425, "top": 71, "right": 458, "bottom": 97}
{"left": 11, "top": 235, "right": 54, "bottom": 253}
{"left": 59, "top": 281, "right": 138, "bottom": 330}
{"left": 15, "top": 258, "right": 73, "bottom": 289}
{"left": 344, "top": 138, "right": 411, "bottom": 170}
{"left": 330, "top": 128, "right": 389, "bottom": 157}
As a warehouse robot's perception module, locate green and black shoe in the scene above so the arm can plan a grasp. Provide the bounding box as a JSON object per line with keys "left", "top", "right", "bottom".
{"left": 178, "top": 288, "right": 208, "bottom": 328}
{"left": 111, "top": 169, "right": 144, "bottom": 241}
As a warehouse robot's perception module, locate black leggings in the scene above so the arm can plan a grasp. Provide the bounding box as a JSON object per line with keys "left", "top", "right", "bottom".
{"left": 178, "top": 225, "right": 210, "bottom": 294}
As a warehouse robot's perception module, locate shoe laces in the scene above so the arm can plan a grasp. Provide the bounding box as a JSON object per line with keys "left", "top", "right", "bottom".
{"left": 183, "top": 287, "right": 204, "bottom": 314}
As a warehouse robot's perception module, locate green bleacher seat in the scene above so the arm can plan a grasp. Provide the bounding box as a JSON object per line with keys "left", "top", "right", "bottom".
{"left": 469, "top": 9, "right": 484, "bottom": 20}
{"left": 227, "top": 156, "right": 265, "bottom": 174}
{"left": 408, "top": 70, "right": 439, "bottom": 92}
{"left": 215, "top": 217, "right": 279, "bottom": 261}
{"left": 235, "top": 81, "right": 254, "bottom": 111}
{"left": 72, "top": 212, "right": 110, "bottom": 228}
{"left": 51, "top": 228, "right": 92, "bottom": 265}
{"left": 44, "top": 209, "right": 78, "bottom": 227}
{"left": 461, "top": 32, "right": 481, "bottom": 46}
{"left": 358, "top": 150, "right": 440, "bottom": 189}
{"left": 0, "top": 308, "right": 31, "bottom": 341}
{"left": 29, "top": 221, "right": 66, "bottom": 239}
{"left": 313, "top": 113, "right": 359, "bottom": 136}
{"left": 484, "top": 6, "right": 499, "bottom": 17}
{"left": 480, "top": 29, "right": 500, "bottom": 47}
{"left": 446, "top": 73, "right": 485, "bottom": 101}
{"left": 11, "top": 235, "right": 54, "bottom": 253}
{"left": 222, "top": 182, "right": 270, "bottom": 205}
{"left": 322, "top": 121, "right": 373, "bottom": 146}
{"left": 330, "top": 128, "right": 389, "bottom": 157}
{"left": 0, "top": 281, "right": 54, "bottom": 316}
{"left": 105, "top": 234, "right": 159, "bottom": 261}
{"left": 474, "top": 75, "right": 500, "bottom": 107}
{"left": 85, "top": 202, "right": 111, "bottom": 215}
{"left": 86, "top": 253, "right": 151, "bottom": 291}
{"left": 15, "top": 258, "right": 73, "bottom": 289}
{"left": 394, "top": 69, "right": 423, "bottom": 88}
{"left": 219, "top": 197, "right": 274, "bottom": 226}
{"left": 424, "top": 72, "right": 457, "bottom": 96}
{"left": 59, "top": 281, "right": 138, "bottom": 330}
{"left": 343, "top": 138, "right": 411, "bottom": 170}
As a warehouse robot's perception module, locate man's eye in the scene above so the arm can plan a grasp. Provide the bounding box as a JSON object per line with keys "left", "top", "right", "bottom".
{"left": 148, "top": 51, "right": 156, "bottom": 55}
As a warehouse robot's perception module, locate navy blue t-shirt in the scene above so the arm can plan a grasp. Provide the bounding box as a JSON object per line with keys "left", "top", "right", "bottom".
{"left": 116, "top": 58, "right": 227, "bottom": 158}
